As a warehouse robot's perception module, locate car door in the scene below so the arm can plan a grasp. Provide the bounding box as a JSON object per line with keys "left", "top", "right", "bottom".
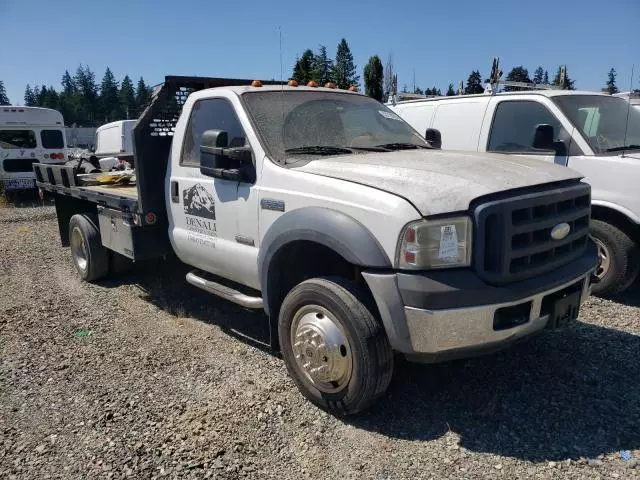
{"left": 168, "top": 96, "right": 260, "bottom": 287}
{"left": 481, "top": 98, "right": 581, "bottom": 165}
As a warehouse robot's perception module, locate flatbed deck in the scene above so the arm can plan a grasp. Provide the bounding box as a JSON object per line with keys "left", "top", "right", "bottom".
{"left": 82, "top": 184, "right": 139, "bottom": 200}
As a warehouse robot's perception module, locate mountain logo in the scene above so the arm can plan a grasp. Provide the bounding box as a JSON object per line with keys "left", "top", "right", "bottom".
{"left": 183, "top": 183, "right": 216, "bottom": 220}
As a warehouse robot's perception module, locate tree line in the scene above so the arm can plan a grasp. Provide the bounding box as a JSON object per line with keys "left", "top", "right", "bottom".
{"left": 289, "top": 40, "right": 640, "bottom": 101}
{"left": 0, "top": 66, "right": 154, "bottom": 126}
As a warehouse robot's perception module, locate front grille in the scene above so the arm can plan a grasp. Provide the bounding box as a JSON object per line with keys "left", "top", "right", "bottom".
{"left": 474, "top": 182, "right": 591, "bottom": 285}
{"left": 3, "top": 158, "right": 37, "bottom": 173}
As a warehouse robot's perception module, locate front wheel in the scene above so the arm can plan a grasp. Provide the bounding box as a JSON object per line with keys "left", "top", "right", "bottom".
{"left": 278, "top": 277, "right": 393, "bottom": 415}
{"left": 590, "top": 220, "right": 640, "bottom": 296}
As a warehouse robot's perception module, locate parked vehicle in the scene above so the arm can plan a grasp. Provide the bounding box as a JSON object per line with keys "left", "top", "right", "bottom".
{"left": 0, "top": 106, "right": 66, "bottom": 192}
{"left": 614, "top": 91, "right": 640, "bottom": 113}
{"left": 389, "top": 90, "right": 640, "bottom": 296}
{"left": 35, "top": 76, "right": 597, "bottom": 414}
{"left": 94, "top": 120, "right": 136, "bottom": 162}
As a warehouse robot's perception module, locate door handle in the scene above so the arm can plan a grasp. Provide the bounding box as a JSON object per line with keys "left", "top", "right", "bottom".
{"left": 171, "top": 180, "right": 179, "bottom": 203}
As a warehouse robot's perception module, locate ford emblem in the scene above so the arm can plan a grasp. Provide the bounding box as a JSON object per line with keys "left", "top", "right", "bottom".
{"left": 551, "top": 222, "right": 570, "bottom": 240}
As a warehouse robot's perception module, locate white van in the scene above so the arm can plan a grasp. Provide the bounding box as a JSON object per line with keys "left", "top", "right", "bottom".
{"left": 389, "top": 91, "right": 640, "bottom": 296}
{"left": 0, "top": 106, "right": 67, "bottom": 191}
{"left": 94, "top": 120, "right": 135, "bottom": 160}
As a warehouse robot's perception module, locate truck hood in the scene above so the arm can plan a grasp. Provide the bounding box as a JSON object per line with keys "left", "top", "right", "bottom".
{"left": 297, "top": 150, "right": 582, "bottom": 216}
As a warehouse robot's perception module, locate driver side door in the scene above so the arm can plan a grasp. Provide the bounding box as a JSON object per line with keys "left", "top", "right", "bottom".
{"left": 168, "top": 97, "right": 258, "bottom": 286}
{"left": 482, "top": 99, "right": 580, "bottom": 165}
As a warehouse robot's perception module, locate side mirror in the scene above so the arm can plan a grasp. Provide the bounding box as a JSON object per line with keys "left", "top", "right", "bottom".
{"left": 425, "top": 128, "right": 442, "bottom": 149}
{"left": 200, "top": 129, "right": 254, "bottom": 182}
{"left": 533, "top": 124, "right": 567, "bottom": 155}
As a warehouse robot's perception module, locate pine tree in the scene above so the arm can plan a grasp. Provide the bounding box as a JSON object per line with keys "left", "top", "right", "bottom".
{"left": 292, "top": 49, "right": 315, "bottom": 85}
{"left": 311, "top": 46, "right": 333, "bottom": 86}
{"left": 100, "top": 67, "right": 121, "bottom": 122}
{"left": 24, "top": 85, "right": 37, "bottom": 106}
{"left": 606, "top": 68, "right": 619, "bottom": 95}
{"left": 533, "top": 66, "right": 544, "bottom": 85}
{"left": 59, "top": 70, "right": 78, "bottom": 125}
{"left": 0, "top": 80, "right": 10, "bottom": 105}
{"left": 42, "top": 86, "right": 59, "bottom": 110}
{"left": 75, "top": 65, "right": 99, "bottom": 125}
{"left": 552, "top": 66, "right": 575, "bottom": 90}
{"left": 331, "top": 39, "right": 359, "bottom": 89}
{"left": 363, "top": 55, "right": 384, "bottom": 101}
{"left": 504, "top": 66, "right": 532, "bottom": 91}
{"left": 543, "top": 70, "right": 549, "bottom": 85}
{"left": 37, "top": 86, "right": 48, "bottom": 106}
{"left": 446, "top": 83, "right": 456, "bottom": 96}
{"left": 135, "top": 77, "right": 152, "bottom": 114}
{"left": 119, "top": 75, "right": 136, "bottom": 119}
{"left": 465, "top": 70, "right": 484, "bottom": 94}
{"left": 414, "top": 87, "right": 424, "bottom": 95}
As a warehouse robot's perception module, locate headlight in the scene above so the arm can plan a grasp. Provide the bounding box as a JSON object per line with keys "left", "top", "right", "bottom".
{"left": 397, "top": 216, "right": 472, "bottom": 269}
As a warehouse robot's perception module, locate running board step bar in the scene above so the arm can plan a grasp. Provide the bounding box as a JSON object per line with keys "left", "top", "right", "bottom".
{"left": 186, "top": 270, "right": 264, "bottom": 309}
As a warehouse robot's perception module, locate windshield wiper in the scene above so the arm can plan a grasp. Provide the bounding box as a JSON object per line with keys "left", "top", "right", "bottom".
{"left": 375, "top": 142, "right": 429, "bottom": 150}
{"left": 605, "top": 145, "right": 640, "bottom": 152}
{"left": 285, "top": 146, "right": 354, "bottom": 156}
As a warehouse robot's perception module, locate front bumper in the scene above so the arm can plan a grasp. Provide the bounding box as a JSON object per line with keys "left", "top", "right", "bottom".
{"left": 362, "top": 244, "right": 596, "bottom": 363}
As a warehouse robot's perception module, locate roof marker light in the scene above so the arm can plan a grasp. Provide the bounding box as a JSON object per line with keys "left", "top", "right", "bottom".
{"left": 325, "top": 82, "right": 336, "bottom": 89}
{"left": 307, "top": 81, "right": 318, "bottom": 88}
{"left": 251, "top": 80, "right": 263, "bottom": 87}
{"left": 288, "top": 80, "right": 298, "bottom": 87}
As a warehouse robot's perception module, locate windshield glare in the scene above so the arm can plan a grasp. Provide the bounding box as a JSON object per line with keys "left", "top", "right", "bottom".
{"left": 553, "top": 95, "right": 640, "bottom": 154}
{"left": 241, "top": 90, "right": 428, "bottom": 164}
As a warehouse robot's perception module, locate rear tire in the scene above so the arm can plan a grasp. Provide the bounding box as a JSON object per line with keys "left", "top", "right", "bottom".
{"left": 278, "top": 277, "right": 393, "bottom": 415}
{"left": 590, "top": 219, "right": 640, "bottom": 296}
{"left": 69, "top": 214, "right": 109, "bottom": 282}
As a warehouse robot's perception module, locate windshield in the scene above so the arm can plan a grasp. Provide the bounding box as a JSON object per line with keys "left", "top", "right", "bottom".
{"left": 0, "top": 130, "right": 37, "bottom": 149}
{"left": 552, "top": 95, "right": 640, "bottom": 154}
{"left": 241, "top": 90, "right": 428, "bottom": 164}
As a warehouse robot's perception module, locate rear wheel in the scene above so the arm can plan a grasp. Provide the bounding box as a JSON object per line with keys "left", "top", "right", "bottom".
{"left": 590, "top": 220, "right": 640, "bottom": 296}
{"left": 278, "top": 277, "right": 393, "bottom": 415}
{"left": 69, "top": 214, "right": 109, "bottom": 282}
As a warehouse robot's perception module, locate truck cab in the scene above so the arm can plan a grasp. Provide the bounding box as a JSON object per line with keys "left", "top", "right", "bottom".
{"left": 36, "top": 77, "right": 597, "bottom": 414}
{"left": 390, "top": 91, "right": 640, "bottom": 296}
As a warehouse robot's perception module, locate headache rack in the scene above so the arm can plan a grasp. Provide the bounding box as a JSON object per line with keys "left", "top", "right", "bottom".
{"left": 474, "top": 182, "right": 591, "bottom": 285}
{"left": 133, "top": 75, "right": 284, "bottom": 221}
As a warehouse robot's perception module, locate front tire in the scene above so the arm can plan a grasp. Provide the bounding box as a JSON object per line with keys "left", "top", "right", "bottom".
{"left": 278, "top": 277, "right": 393, "bottom": 415}
{"left": 69, "top": 214, "right": 109, "bottom": 282}
{"left": 590, "top": 219, "right": 640, "bottom": 296}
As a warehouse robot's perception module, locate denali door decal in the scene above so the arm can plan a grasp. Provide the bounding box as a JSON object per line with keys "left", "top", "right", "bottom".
{"left": 182, "top": 183, "right": 217, "bottom": 248}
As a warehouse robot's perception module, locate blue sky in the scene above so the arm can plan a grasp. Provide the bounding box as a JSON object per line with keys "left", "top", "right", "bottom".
{"left": 2, "top": 0, "right": 639, "bottom": 105}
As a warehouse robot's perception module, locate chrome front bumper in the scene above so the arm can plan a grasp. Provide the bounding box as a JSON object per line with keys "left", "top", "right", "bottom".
{"left": 403, "top": 273, "right": 591, "bottom": 361}
{"left": 362, "top": 269, "right": 593, "bottom": 363}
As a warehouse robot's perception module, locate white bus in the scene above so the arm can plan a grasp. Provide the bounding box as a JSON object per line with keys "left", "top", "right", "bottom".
{"left": 0, "top": 106, "right": 67, "bottom": 191}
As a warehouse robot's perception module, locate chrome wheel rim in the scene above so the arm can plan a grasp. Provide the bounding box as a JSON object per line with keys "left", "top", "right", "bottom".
{"left": 71, "top": 227, "right": 88, "bottom": 272}
{"left": 593, "top": 237, "right": 611, "bottom": 279}
{"left": 290, "top": 305, "right": 353, "bottom": 393}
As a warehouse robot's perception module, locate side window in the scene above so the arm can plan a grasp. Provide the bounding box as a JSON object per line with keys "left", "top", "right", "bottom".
{"left": 488, "top": 101, "right": 566, "bottom": 154}
{"left": 181, "top": 98, "right": 247, "bottom": 167}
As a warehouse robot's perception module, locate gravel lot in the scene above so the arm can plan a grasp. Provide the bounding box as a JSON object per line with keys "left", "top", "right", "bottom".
{"left": 1, "top": 201, "right": 639, "bottom": 479}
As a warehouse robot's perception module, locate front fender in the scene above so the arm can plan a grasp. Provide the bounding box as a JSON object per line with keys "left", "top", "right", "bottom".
{"left": 258, "top": 207, "right": 392, "bottom": 316}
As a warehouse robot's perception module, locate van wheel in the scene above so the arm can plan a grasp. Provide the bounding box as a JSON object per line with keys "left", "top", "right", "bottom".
{"left": 69, "top": 214, "right": 109, "bottom": 282}
{"left": 590, "top": 220, "right": 640, "bottom": 296}
{"left": 278, "top": 277, "right": 393, "bottom": 415}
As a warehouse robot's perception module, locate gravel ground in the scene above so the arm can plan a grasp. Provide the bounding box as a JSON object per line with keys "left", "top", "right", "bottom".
{"left": 1, "top": 202, "right": 639, "bottom": 479}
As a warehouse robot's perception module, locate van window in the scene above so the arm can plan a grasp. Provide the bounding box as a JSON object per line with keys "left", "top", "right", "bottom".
{"left": 0, "top": 130, "right": 37, "bottom": 149}
{"left": 40, "top": 130, "right": 64, "bottom": 149}
{"left": 488, "top": 101, "right": 566, "bottom": 154}
{"left": 181, "top": 98, "right": 247, "bottom": 167}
